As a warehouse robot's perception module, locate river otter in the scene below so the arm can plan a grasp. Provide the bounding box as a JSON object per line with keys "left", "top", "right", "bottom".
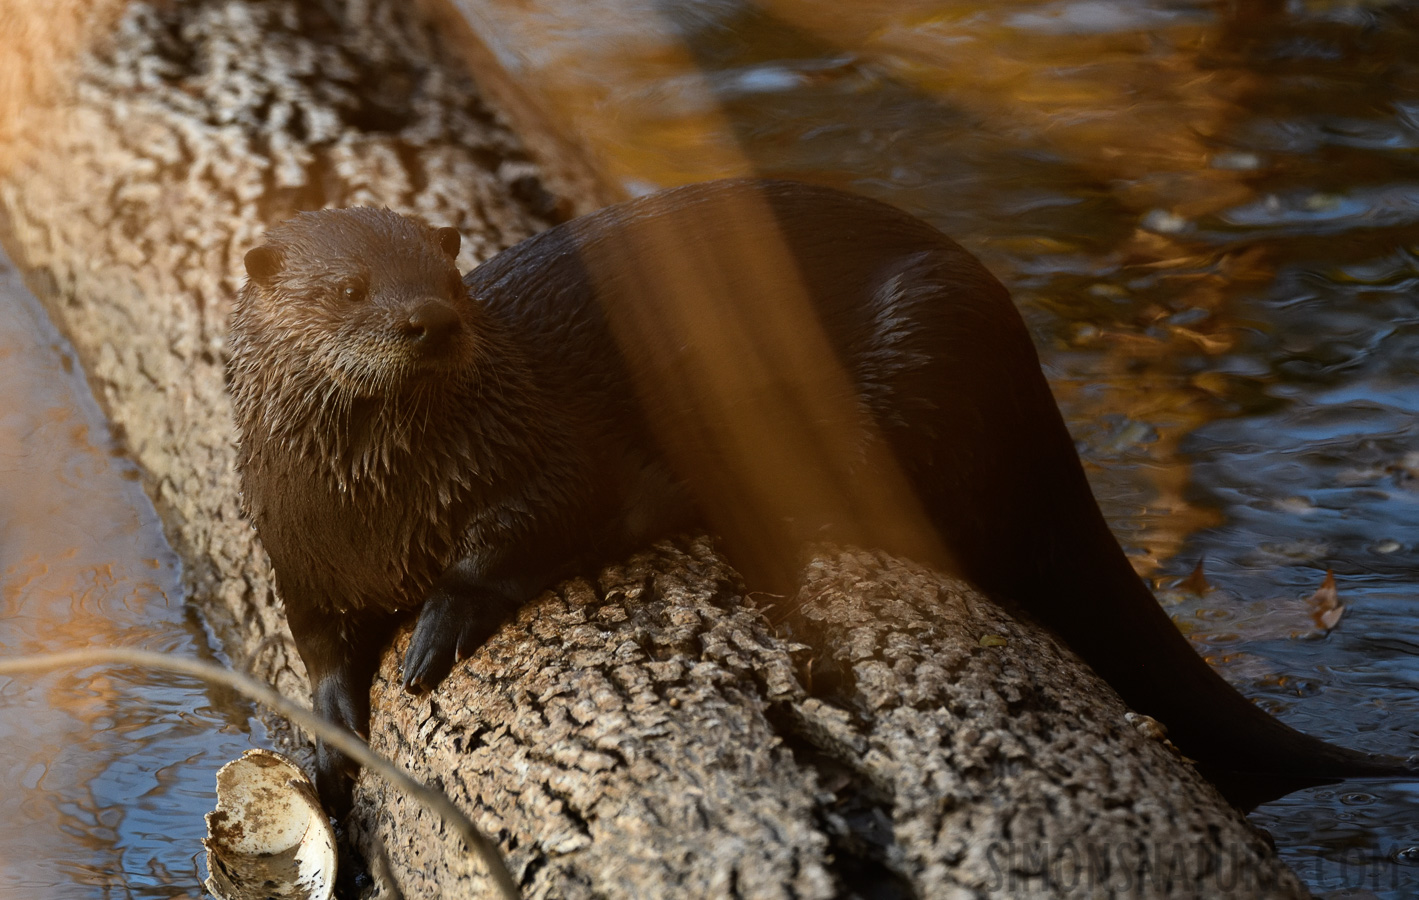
{"left": 228, "top": 177, "right": 1415, "bottom": 816}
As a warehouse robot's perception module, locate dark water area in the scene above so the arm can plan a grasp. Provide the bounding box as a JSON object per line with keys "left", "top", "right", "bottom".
{"left": 0, "top": 248, "right": 266, "bottom": 897}
{"left": 477, "top": 0, "right": 1419, "bottom": 894}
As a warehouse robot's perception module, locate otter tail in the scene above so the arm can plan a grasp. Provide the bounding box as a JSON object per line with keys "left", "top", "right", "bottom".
{"left": 1035, "top": 508, "right": 1418, "bottom": 810}
{"left": 923, "top": 361, "right": 1419, "bottom": 810}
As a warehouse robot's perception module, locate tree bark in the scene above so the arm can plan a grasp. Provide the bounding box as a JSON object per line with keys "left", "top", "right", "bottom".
{"left": 0, "top": 0, "right": 1307, "bottom": 897}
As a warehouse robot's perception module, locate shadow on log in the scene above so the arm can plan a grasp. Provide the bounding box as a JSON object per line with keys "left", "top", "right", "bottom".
{"left": 0, "top": 0, "right": 1306, "bottom": 896}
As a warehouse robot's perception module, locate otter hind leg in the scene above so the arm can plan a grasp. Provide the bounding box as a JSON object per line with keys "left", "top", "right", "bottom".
{"left": 284, "top": 602, "right": 389, "bottom": 818}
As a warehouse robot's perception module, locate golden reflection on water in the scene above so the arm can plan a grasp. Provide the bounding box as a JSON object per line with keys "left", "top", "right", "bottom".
{"left": 0, "top": 251, "right": 204, "bottom": 894}
{"left": 441, "top": 0, "right": 1264, "bottom": 572}
{"left": 433, "top": 3, "right": 1419, "bottom": 893}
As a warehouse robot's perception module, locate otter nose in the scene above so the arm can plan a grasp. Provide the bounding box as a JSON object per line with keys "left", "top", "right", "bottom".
{"left": 401, "top": 299, "right": 461, "bottom": 350}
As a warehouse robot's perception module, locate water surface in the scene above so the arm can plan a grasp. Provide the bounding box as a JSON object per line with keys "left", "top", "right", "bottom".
{"left": 0, "top": 248, "right": 264, "bottom": 898}
{"left": 462, "top": 0, "right": 1419, "bottom": 893}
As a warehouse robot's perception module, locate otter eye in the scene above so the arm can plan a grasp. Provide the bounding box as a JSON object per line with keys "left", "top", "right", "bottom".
{"left": 337, "top": 278, "right": 367, "bottom": 304}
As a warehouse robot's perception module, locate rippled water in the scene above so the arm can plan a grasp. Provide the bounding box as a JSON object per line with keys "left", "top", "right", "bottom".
{"left": 464, "top": 0, "right": 1419, "bottom": 894}
{"left": 0, "top": 249, "right": 264, "bottom": 897}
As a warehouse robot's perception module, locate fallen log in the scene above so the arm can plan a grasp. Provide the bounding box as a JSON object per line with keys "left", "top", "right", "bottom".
{"left": 0, "top": 0, "right": 1307, "bottom": 896}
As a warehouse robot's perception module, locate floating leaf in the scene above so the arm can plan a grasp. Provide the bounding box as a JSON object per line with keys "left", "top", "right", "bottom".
{"left": 1180, "top": 558, "right": 1211, "bottom": 595}
{"left": 1307, "top": 570, "right": 1344, "bottom": 633}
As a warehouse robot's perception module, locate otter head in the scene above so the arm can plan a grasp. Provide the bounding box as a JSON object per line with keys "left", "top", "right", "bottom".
{"left": 232, "top": 207, "right": 473, "bottom": 402}
{"left": 228, "top": 208, "right": 484, "bottom": 485}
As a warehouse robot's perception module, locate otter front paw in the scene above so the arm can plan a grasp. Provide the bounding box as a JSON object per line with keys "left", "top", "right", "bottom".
{"left": 402, "top": 589, "right": 502, "bottom": 694}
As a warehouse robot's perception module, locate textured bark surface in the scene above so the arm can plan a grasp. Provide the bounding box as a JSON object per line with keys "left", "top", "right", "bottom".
{"left": 0, "top": 0, "right": 1308, "bottom": 897}
{"left": 361, "top": 539, "right": 1310, "bottom": 898}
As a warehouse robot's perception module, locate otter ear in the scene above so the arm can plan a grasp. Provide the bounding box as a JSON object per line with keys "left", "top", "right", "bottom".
{"left": 435, "top": 227, "right": 461, "bottom": 260}
{"left": 244, "top": 245, "right": 284, "bottom": 286}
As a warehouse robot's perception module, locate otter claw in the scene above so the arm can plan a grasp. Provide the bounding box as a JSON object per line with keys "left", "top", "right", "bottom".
{"left": 403, "top": 588, "right": 499, "bottom": 694}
